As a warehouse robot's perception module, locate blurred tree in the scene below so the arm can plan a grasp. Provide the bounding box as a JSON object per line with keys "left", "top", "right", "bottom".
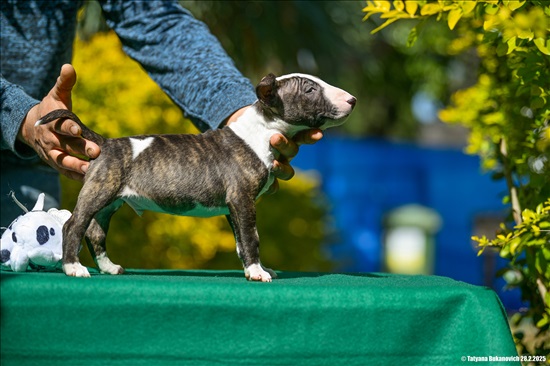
{"left": 66, "top": 30, "right": 334, "bottom": 272}
{"left": 77, "top": 0, "right": 465, "bottom": 140}
{"left": 181, "top": 0, "right": 459, "bottom": 139}
{"left": 362, "top": 0, "right": 550, "bottom": 357}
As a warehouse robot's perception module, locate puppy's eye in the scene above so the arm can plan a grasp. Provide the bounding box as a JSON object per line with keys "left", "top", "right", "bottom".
{"left": 305, "top": 87, "right": 316, "bottom": 94}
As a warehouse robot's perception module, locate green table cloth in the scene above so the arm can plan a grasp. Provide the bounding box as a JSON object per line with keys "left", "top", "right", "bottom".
{"left": 1, "top": 270, "right": 518, "bottom": 366}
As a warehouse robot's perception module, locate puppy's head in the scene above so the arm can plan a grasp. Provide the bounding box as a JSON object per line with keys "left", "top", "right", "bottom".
{"left": 256, "top": 73, "right": 356, "bottom": 131}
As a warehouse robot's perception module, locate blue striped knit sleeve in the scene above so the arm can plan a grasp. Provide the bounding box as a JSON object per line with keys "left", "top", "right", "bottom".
{"left": 98, "top": 0, "right": 257, "bottom": 132}
{"left": 0, "top": 76, "right": 40, "bottom": 158}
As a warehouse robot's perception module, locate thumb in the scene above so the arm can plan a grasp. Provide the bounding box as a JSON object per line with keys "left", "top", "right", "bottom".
{"left": 49, "top": 64, "right": 76, "bottom": 110}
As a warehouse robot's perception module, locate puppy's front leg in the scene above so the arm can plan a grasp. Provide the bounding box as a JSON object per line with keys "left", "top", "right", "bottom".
{"left": 226, "top": 198, "right": 276, "bottom": 282}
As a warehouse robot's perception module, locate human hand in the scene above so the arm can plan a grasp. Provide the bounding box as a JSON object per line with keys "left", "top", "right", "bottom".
{"left": 266, "top": 129, "right": 323, "bottom": 194}
{"left": 225, "top": 106, "right": 324, "bottom": 194}
{"left": 17, "top": 64, "right": 100, "bottom": 181}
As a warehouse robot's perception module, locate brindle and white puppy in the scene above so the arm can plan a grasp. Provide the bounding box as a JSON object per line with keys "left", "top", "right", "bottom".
{"left": 37, "top": 73, "right": 356, "bottom": 282}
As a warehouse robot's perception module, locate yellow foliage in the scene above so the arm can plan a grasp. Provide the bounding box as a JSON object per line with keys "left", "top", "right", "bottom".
{"left": 363, "top": 0, "right": 548, "bottom": 54}
{"left": 71, "top": 32, "right": 198, "bottom": 137}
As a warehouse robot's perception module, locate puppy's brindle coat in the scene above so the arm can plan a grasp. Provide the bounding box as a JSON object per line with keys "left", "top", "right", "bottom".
{"left": 37, "top": 73, "right": 356, "bottom": 281}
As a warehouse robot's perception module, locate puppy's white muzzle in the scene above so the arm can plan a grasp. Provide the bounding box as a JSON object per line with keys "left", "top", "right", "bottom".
{"left": 322, "top": 89, "right": 357, "bottom": 129}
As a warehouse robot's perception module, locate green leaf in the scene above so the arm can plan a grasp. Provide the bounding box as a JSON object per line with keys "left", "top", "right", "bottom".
{"left": 407, "top": 25, "right": 418, "bottom": 47}
{"left": 420, "top": 3, "right": 442, "bottom": 16}
{"left": 516, "top": 28, "right": 534, "bottom": 40}
{"left": 509, "top": 237, "right": 521, "bottom": 255}
{"left": 531, "top": 85, "right": 544, "bottom": 97}
{"left": 515, "top": 85, "right": 530, "bottom": 97}
{"left": 370, "top": 17, "right": 399, "bottom": 34}
{"left": 447, "top": 8, "right": 462, "bottom": 30}
{"left": 496, "top": 41, "right": 509, "bottom": 57}
{"left": 362, "top": 1, "right": 392, "bottom": 20}
{"left": 530, "top": 96, "right": 546, "bottom": 110}
{"left": 506, "top": 36, "right": 517, "bottom": 55}
{"left": 484, "top": 3, "right": 500, "bottom": 15}
{"left": 536, "top": 314, "right": 548, "bottom": 328}
{"left": 460, "top": 1, "right": 477, "bottom": 15}
{"left": 500, "top": 244, "right": 510, "bottom": 258}
{"left": 483, "top": 16, "right": 500, "bottom": 31}
{"left": 505, "top": 1, "right": 526, "bottom": 11}
{"left": 534, "top": 37, "right": 550, "bottom": 56}
{"left": 405, "top": 1, "right": 418, "bottom": 16}
{"left": 517, "top": 66, "right": 539, "bottom": 83}
{"left": 393, "top": 0, "right": 405, "bottom": 12}
{"left": 522, "top": 209, "right": 536, "bottom": 222}
{"left": 536, "top": 249, "right": 547, "bottom": 275}
{"left": 375, "top": 0, "right": 391, "bottom": 12}
{"left": 380, "top": 10, "right": 413, "bottom": 19}
{"left": 363, "top": 1, "right": 391, "bottom": 12}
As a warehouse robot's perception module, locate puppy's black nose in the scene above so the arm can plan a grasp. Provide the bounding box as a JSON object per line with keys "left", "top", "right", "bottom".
{"left": 347, "top": 97, "right": 357, "bottom": 108}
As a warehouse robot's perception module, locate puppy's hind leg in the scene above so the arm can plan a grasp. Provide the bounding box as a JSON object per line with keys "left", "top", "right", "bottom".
{"left": 63, "top": 181, "right": 119, "bottom": 278}
{"left": 85, "top": 199, "right": 125, "bottom": 275}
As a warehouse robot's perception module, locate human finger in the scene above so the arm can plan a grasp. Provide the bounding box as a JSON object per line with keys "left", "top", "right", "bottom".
{"left": 53, "top": 119, "right": 100, "bottom": 159}
{"left": 50, "top": 64, "right": 77, "bottom": 109}
{"left": 48, "top": 149, "right": 89, "bottom": 178}
{"left": 293, "top": 129, "right": 323, "bottom": 145}
{"left": 270, "top": 133, "right": 298, "bottom": 161}
{"left": 272, "top": 159, "right": 295, "bottom": 181}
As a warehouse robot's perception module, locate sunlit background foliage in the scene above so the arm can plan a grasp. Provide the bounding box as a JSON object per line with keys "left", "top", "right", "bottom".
{"left": 363, "top": 0, "right": 549, "bottom": 357}
{"left": 182, "top": 0, "right": 463, "bottom": 140}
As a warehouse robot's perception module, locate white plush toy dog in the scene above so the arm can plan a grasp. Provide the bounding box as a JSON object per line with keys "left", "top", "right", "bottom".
{"left": 1, "top": 193, "right": 71, "bottom": 272}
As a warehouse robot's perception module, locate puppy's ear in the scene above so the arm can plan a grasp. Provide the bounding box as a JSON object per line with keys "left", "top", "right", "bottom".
{"left": 256, "top": 73, "right": 277, "bottom": 106}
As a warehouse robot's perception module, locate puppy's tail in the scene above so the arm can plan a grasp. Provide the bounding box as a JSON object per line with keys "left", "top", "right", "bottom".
{"left": 35, "top": 109, "right": 106, "bottom": 146}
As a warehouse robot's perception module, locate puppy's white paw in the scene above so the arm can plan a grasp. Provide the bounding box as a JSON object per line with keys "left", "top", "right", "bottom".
{"left": 63, "top": 263, "right": 91, "bottom": 278}
{"left": 96, "top": 253, "right": 125, "bottom": 275}
{"left": 245, "top": 263, "right": 275, "bottom": 282}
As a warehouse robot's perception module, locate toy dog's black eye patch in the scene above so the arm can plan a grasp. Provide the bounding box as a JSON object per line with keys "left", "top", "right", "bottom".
{"left": 36, "top": 225, "right": 50, "bottom": 245}
{"left": 12, "top": 232, "right": 17, "bottom": 243}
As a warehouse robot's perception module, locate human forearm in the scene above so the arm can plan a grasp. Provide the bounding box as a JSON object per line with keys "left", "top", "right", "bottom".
{"left": 0, "top": 76, "right": 40, "bottom": 157}
{"left": 99, "top": 0, "right": 256, "bottom": 132}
